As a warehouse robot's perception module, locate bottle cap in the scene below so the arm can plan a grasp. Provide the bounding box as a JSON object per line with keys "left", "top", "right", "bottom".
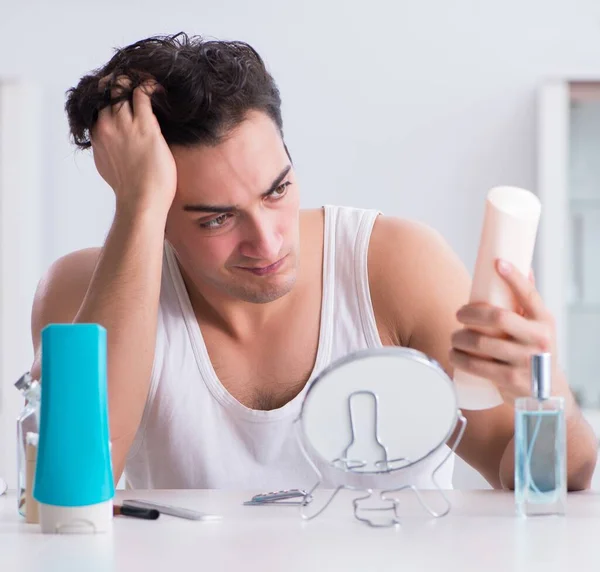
{"left": 531, "top": 353, "right": 552, "bottom": 400}
{"left": 14, "top": 371, "right": 33, "bottom": 392}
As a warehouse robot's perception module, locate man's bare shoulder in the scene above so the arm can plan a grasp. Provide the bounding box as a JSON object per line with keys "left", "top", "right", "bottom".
{"left": 369, "top": 215, "right": 445, "bottom": 258}
{"left": 299, "top": 207, "right": 324, "bottom": 227}
{"left": 368, "top": 215, "right": 460, "bottom": 291}
{"left": 32, "top": 248, "right": 101, "bottom": 336}
{"left": 368, "top": 215, "right": 471, "bottom": 345}
{"left": 35, "top": 247, "right": 101, "bottom": 299}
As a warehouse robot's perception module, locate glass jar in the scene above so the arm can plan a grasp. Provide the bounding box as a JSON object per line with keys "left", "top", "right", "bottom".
{"left": 15, "top": 372, "right": 40, "bottom": 516}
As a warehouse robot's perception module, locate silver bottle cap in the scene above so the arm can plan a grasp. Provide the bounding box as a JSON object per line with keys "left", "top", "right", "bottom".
{"left": 531, "top": 353, "right": 552, "bottom": 400}
{"left": 14, "top": 371, "right": 33, "bottom": 392}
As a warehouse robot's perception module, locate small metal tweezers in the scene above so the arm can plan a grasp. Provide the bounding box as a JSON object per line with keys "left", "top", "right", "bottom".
{"left": 244, "top": 489, "right": 312, "bottom": 506}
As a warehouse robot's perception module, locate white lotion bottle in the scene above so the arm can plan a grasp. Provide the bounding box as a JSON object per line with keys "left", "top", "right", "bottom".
{"left": 454, "top": 186, "right": 542, "bottom": 410}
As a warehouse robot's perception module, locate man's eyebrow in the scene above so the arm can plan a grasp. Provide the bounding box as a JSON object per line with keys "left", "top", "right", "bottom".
{"left": 263, "top": 164, "right": 292, "bottom": 196}
{"left": 182, "top": 165, "right": 292, "bottom": 213}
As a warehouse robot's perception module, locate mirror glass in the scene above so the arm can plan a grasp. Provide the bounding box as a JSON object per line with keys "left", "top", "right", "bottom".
{"left": 299, "top": 347, "right": 458, "bottom": 475}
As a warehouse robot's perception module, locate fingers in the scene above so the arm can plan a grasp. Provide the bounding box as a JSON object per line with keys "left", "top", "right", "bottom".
{"left": 449, "top": 348, "right": 514, "bottom": 381}
{"left": 132, "top": 80, "right": 159, "bottom": 122}
{"left": 95, "top": 75, "right": 113, "bottom": 126}
{"left": 449, "top": 349, "right": 514, "bottom": 387}
{"left": 497, "top": 260, "right": 547, "bottom": 319}
{"left": 95, "top": 75, "right": 159, "bottom": 125}
{"left": 456, "top": 303, "right": 553, "bottom": 348}
{"left": 451, "top": 328, "right": 530, "bottom": 366}
{"left": 110, "top": 76, "right": 133, "bottom": 125}
{"left": 94, "top": 74, "right": 134, "bottom": 131}
{"left": 90, "top": 74, "right": 160, "bottom": 157}
{"left": 451, "top": 263, "right": 557, "bottom": 404}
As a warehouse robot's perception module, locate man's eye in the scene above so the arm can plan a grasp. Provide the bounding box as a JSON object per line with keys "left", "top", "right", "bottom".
{"left": 269, "top": 181, "right": 291, "bottom": 199}
{"left": 199, "top": 213, "right": 231, "bottom": 229}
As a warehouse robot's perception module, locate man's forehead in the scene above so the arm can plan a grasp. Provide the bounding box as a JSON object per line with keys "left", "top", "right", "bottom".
{"left": 173, "top": 116, "right": 283, "bottom": 166}
{"left": 171, "top": 112, "right": 288, "bottom": 201}
{"left": 173, "top": 159, "right": 291, "bottom": 210}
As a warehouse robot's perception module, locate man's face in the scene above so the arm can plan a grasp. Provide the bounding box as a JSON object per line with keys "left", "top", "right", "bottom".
{"left": 165, "top": 111, "right": 300, "bottom": 304}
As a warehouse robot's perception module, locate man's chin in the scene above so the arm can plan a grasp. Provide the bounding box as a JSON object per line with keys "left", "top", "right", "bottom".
{"left": 230, "top": 273, "right": 297, "bottom": 304}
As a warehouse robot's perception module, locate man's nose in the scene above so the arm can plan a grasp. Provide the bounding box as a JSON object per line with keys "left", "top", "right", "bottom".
{"left": 239, "top": 216, "right": 283, "bottom": 262}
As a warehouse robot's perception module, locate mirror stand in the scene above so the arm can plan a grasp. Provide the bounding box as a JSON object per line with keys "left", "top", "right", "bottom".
{"left": 296, "top": 411, "right": 467, "bottom": 527}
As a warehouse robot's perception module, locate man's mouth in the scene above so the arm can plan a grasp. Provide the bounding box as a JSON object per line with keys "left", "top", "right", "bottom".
{"left": 236, "top": 255, "right": 287, "bottom": 276}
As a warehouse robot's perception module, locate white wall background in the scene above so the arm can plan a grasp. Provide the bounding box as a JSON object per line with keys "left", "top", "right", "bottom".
{"left": 1, "top": 0, "right": 600, "bottom": 488}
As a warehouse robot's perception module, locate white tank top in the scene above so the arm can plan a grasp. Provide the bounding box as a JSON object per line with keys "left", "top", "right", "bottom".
{"left": 125, "top": 205, "right": 454, "bottom": 490}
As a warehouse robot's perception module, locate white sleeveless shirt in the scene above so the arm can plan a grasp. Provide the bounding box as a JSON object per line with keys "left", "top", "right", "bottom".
{"left": 124, "top": 205, "right": 454, "bottom": 489}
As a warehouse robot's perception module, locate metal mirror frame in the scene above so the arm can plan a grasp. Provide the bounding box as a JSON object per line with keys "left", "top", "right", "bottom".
{"left": 295, "top": 346, "right": 467, "bottom": 527}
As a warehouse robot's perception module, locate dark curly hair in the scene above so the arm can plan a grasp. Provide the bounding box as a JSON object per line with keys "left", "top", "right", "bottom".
{"left": 65, "top": 32, "right": 284, "bottom": 149}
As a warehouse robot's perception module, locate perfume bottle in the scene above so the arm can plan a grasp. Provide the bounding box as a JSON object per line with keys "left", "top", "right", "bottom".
{"left": 15, "top": 372, "right": 41, "bottom": 517}
{"left": 515, "top": 353, "right": 566, "bottom": 516}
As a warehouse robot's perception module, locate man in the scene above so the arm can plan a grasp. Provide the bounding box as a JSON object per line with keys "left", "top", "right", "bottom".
{"left": 30, "top": 33, "right": 596, "bottom": 490}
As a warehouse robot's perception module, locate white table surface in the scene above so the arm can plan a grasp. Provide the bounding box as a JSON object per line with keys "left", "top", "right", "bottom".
{"left": 1, "top": 488, "right": 600, "bottom": 572}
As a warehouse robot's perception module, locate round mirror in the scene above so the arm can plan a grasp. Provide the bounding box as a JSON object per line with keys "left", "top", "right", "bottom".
{"left": 298, "top": 347, "right": 459, "bottom": 476}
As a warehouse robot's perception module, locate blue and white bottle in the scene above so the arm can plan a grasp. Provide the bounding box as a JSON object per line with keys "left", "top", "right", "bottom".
{"left": 34, "top": 324, "right": 114, "bottom": 533}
